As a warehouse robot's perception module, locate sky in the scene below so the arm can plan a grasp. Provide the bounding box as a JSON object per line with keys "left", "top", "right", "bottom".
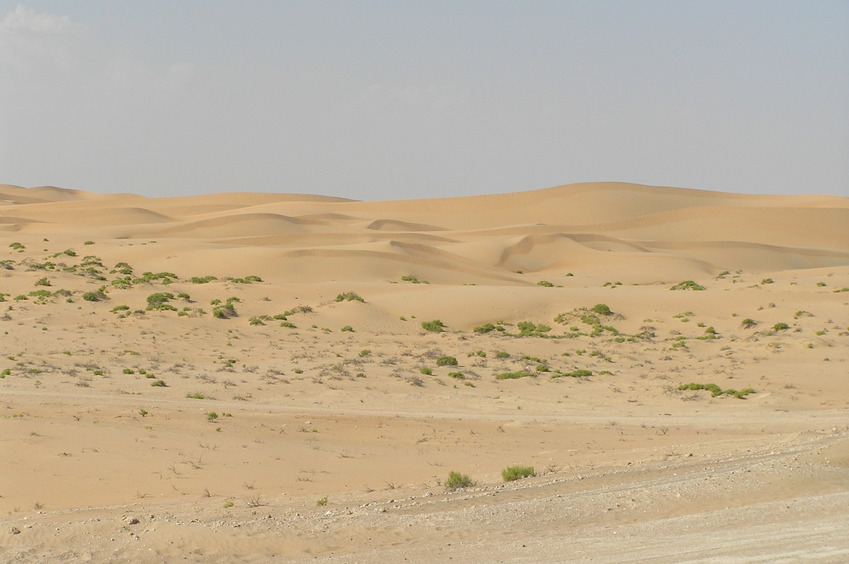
{"left": 1, "top": 1, "right": 847, "bottom": 200}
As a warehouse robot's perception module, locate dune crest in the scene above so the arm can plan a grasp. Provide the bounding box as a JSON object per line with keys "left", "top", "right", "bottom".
{"left": 1, "top": 182, "right": 846, "bottom": 279}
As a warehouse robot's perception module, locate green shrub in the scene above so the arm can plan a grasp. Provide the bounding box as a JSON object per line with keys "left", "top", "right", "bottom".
{"left": 190, "top": 275, "right": 217, "bottom": 284}
{"left": 678, "top": 383, "right": 755, "bottom": 399}
{"left": 496, "top": 371, "right": 533, "bottom": 380}
{"left": 501, "top": 465, "right": 535, "bottom": 482}
{"left": 186, "top": 392, "right": 205, "bottom": 399}
{"left": 34, "top": 277, "right": 51, "bottom": 286}
{"left": 230, "top": 275, "right": 262, "bottom": 284}
{"left": 146, "top": 292, "right": 175, "bottom": 310}
{"left": 591, "top": 303, "right": 611, "bottom": 315}
{"left": 474, "top": 323, "right": 504, "bottom": 333}
{"left": 341, "top": 325, "right": 354, "bottom": 332}
{"left": 421, "top": 320, "right": 446, "bottom": 333}
{"left": 444, "top": 471, "right": 475, "bottom": 490}
{"left": 760, "top": 278, "right": 774, "bottom": 285}
{"left": 552, "top": 369, "right": 592, "bottom": 378}
{"left": 150, "top": 379, "right": 167, "bottom": 387}
{"left": 316, "top": 496, "right": 328, "bottom": 506}
{"left": 436, "top": 355, "right": 458, "bottom": 366}
{"left": 448, "top": 372, "right": 464, "bottom": 379}
{"left": 772, "top": 322, "right": 790, "bottom": 331}
{"left": 419, "top": 367, "right": 432, "bottom": 375}
{"left": 516, "top": 321, "right": 551, "bottom": 337}
{"left": 670, "top": 280, "right": 705, "bottom": 291}
{"left": 401, "top": 275, "right": 428, "bottom": 284}
{"left": 335, "top": 292, "right": 365, "bottom": 303}
{"left": 536, "top": 280, "right": 554, "bottom": 287}
{"left": 741, "top": 318, "right": 757, "bottom": 329}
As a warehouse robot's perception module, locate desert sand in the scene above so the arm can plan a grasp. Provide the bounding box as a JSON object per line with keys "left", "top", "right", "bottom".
{"left": 1, "top": 181, "right": 848, "bottom": 562}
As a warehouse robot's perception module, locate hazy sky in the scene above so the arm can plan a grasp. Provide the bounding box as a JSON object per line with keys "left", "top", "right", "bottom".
{"left": 1, "top": 1, "right": 847, "bottom": 200}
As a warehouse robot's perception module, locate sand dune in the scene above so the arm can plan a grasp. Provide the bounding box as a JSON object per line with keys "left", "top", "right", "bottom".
{"left": 1, "top": 181, "right": 848, "bottom": 562}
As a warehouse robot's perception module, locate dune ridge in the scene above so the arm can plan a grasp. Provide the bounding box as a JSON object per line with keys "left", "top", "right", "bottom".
{"left": 1, "top": 182, "right": 846, "bottom": 278}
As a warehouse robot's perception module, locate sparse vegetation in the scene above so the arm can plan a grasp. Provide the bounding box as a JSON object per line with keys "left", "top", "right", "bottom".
{"left": 474, "top": 323, "right": 505, "bottom": 333}
{"left": 421, "top": 319, "right": 446, "bottom": 333}
{"left": 502, "top": 465, "right": 535, "bottom": 481}
{"left": 496, "top": 371, "right": 533, "bottom": 380}
{"left": 678, "top": 383, "right": 755, "bottom": 399}
{"left": 551, "top": 369, "right": 592, "bottom": 378}
{"left": 670, "top": 280, "right": 705, "bottom": 291}
{"left": 335, "top": 291, "right": 365, "bottom": 303}
{"left": 444, "top": 471, "right": 475, "bottom": 490}
{"left": 436, "top": 355, "right": 458, "bottom": 366}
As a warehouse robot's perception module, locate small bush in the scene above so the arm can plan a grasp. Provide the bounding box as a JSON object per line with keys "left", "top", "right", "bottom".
{"left": 444, "top": 471, "right": 475, "bottom": 490}
{"left": 496, "top": 371, "right": 533, "bottom": 380}
{"left": 502, "top": 465, "right": 535, "bottom": 482}
{"left": 35, "top": 277, "right": 51, "bottom": 286}
{"left": 316, "top": 496, "right": 328, "bottom": 506}
{"left": 474, "top": 323, "right": 504, "bottom": 333}
{"left": 515, "top": 321, "right": 551, "bottom": 337}
{"left": 335, "top": 292, "right": 365, "bottom": 303}
{"left": 340, "top": 325, "right": 354, "bottom": 332}
{"left": 436, "top": 355, "right": 458, "bottom": 366}
{"left": 741, "top": 318, "right": 757, "bottom": 329}
{"left": 772, "top": 322, "right": 790, "bottom": 331}
{"left": 421, "top": 320, "right": 446, "bottom": 333}
{"left": 678, "top": 383, "right": 755, "bottom": 399}
{"left": 536, "top": 280, "right": 554, "bottom": 287}
{"left": 150, "top": 379, "right": 167, "bottom": 387}
{"left": 590, "top": 303, "right": 611, "bottom": 315}
{"left": 552, "top": 369, "right": 592, "bottom": 378}
{"left": 186, "top": 392, "right": 205, "bottom": 399}
{"left": 670, "top": 280, "right": 705, "bottom": 291}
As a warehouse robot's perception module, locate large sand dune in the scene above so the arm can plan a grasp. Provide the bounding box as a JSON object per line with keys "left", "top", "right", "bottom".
{"left": 1, "top": 181, "right": 848, "bottom": 562}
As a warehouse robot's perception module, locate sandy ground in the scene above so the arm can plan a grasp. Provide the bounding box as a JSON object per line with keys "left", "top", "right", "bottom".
{"left": 1, "top": 181, "right": 848, "bottom": 562}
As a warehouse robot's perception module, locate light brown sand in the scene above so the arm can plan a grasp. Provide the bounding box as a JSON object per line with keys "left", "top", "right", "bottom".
{"left": 1, "top": 181, "right": 848, "bottom": 562}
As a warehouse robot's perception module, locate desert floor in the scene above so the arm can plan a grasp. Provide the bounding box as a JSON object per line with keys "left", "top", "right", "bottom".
{"left": 1, "top": 182, "right": 848, "bottom": 562}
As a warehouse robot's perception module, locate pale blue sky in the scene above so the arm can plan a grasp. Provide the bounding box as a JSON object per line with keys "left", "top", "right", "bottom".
{"left": 1, "top": 1, "right": 847, "bottom": 200}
